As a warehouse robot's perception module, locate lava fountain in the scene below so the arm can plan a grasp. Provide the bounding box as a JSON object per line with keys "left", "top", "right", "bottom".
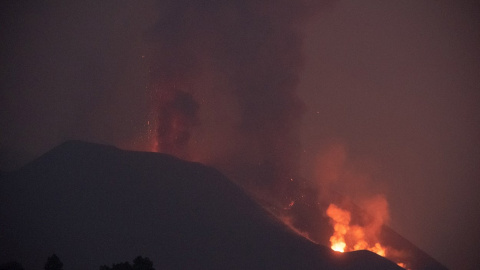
{"left": 326, "top": 202, "right": 407, "bottom": 268}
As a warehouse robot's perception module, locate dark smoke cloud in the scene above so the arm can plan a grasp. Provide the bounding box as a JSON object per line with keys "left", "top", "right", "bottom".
{"left": 148, "top": 0, "right": 328, "bottom": 205}
{"left": 156, "top": 89, "right": 199, "bottom": 158}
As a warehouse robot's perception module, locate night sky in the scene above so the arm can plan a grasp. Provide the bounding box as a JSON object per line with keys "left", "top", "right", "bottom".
{"left": 1, "top": 1, "right": 479, "bottom": 269}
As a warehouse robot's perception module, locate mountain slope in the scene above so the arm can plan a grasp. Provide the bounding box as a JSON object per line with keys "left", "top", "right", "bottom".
{"left": 0, "top": 141, "right": 402, "bottom": 269}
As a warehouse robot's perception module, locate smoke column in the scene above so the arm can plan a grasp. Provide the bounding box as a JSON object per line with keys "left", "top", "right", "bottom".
{"left": 156, "top": 89, "right": 199, "bottom": 159}
{"left": 148, "top": 0, "right": 327, "bottom": 206}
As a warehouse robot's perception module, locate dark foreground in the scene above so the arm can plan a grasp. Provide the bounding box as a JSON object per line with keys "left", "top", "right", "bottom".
{"left": 1, "top": 141, "right": 403, "bottom": 269}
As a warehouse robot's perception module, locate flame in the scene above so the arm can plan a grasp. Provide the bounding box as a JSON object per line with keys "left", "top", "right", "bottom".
{"left": 326, "top": 203, "right": 410, "bottom": 268}
{"left": 326, "top": 204, "right": 350, "bottom": 252}
{"left": 326, "top": 203, "right": 386, "bottom": 256}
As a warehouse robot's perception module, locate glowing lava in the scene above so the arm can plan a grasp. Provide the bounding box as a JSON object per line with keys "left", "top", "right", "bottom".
{"left": 326, "top": 204, "right": 350, "bottom": 252}
{"left": 326, "top": 203, "right": 386, "bottom": 256}
{"left": 326, "top": 203, "right": 410, "bottom": 268}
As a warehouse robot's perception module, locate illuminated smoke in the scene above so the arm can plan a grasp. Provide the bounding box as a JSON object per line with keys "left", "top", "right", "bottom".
{"left": 325, "top": 198, "right": 409, "bottom": 267}
{"left": 326, "top": 201, "right": 388, "bottom": 255}
{"left": 156, "top": 89, "right": 199, "bottom": 158}
{"left": 148, "top": 0, "right": 328, "bottom": 205}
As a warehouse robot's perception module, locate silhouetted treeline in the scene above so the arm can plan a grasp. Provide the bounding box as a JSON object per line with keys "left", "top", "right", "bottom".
{"left": 0, "top": 261, "right": 24, "bottom": 270}
{"left": 0, "top": 255, "right": 154, "bottom": 270}
{"left": 0, "top": 254, "right": 63, "bottom": 270}
{"left": 100, "top": 256, "right": 155, "bottom": 270}
{"left": 45, "top": 254, "right": 63, "bottom": 270}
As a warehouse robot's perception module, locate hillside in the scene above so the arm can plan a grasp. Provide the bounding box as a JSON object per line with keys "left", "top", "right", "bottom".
{"left": 0, "top": 141, "right": 403, "bottom": 269}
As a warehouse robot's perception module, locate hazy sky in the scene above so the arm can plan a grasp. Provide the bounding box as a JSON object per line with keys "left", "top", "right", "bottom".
{"left": 299, "top": 1, "right": 480, "bottom": 269}
{"left": 1, "top": 1, "right": 479, "bottom": 269}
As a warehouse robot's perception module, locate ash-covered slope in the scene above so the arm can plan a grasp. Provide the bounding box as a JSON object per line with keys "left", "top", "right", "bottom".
{"left": 0, "top": 141, "right": 402, "bottom": 270}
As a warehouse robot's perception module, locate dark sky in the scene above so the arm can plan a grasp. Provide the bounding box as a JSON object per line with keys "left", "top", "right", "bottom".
{"left": 1, "top": 1, "right": 479, "bottom": 269}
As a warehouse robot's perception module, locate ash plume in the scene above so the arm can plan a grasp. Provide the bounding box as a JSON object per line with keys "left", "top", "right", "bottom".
{"left": 148, "top": 0, "right": 328, "bottom": 206}
{"left": 156, "top": 89, "right": 199, "bottom": 159}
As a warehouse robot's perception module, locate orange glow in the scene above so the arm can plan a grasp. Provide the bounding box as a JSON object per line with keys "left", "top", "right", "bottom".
{"left": 326, "top": 204, "right": 350, "bottom": 252}
{"left": 326, "top": 203, "right": 410, "bottom": 267}
{"left": 326, "top": 203, "right": 387, "bottom": 257}
{"left": 331, "top": 240, "right": 347, "bottom": 253}
{"left": 369, "top": 242, "right": 386, "bottom": 257}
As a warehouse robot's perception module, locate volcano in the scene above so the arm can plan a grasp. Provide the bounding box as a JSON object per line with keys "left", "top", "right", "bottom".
{"left": 0, "top": 141, "right": 436, "bottom": 269}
